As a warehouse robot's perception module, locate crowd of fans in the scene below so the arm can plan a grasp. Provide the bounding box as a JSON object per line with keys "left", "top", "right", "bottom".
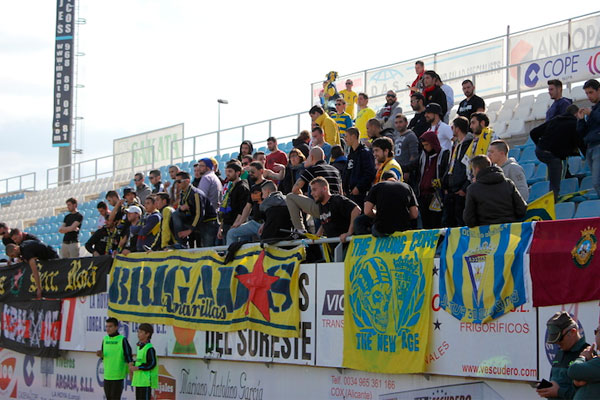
{"left": 2, "top": 66, "right": 599, "bottom": 263}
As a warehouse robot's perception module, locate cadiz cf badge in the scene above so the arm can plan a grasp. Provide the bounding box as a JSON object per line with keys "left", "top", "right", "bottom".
{"left": 571, "top": 227, "right": 597, "bottom": 268}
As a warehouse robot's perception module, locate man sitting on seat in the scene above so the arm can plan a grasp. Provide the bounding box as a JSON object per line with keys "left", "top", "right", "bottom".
{"left": 171, "top": 171, "right": 218, "bottom": 248}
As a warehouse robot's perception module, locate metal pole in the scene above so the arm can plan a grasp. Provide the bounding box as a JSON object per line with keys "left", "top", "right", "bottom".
{"left": 506, "top": 25, "right": 510, "bottom": 99}
{"left": 217, "top": 102, "right": 221, "bottom": 157}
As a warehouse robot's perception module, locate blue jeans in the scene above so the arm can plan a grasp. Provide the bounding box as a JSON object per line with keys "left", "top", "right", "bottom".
{"left": 535, "top": 145, "right": 564, "bottom": 200}
{"left": 586, "top": 144, "right": 600, "bottom": 196}
{"left": 172, "top": 210, "right": 218, "bottom": 247}
{"left": 226, "top": 220, "right": 261, "bottom": 245}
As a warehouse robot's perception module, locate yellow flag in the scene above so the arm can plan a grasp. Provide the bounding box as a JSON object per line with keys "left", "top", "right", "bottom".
{"left": 524, "top": 191, "right": 556, "bottom": 221}
{"left": 343, "top": 230, "right": 440, "bottom": 373}
{"left": 108, "top": 245, "right": 305, "bottom": 338}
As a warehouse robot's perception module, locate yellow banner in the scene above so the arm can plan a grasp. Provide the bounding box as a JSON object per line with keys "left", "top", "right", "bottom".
{"left": 108, "top": 245, "right": 305, "bottom": 338}
{"left": 343, "top": 230, "right": 439, "bottom": 373}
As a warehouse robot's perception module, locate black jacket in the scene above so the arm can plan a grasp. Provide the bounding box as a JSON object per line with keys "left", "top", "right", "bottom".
{"left": 344, "top": 143, "right": 376, "bottom": 195}
{"left": 443, "top": 135, "right": 474, "bottom": 193}
{"left": 531, "top": 112, "right": 584, "bottom": 159}
{"left": 424, "top": 86, "right": 448, "bottom": 116}
{"left": 463, "top": 166, "right": 527, "bottom": 227}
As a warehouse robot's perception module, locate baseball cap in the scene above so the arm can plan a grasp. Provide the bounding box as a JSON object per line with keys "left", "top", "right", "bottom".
{"left": 125, "top": 205, "right": 142, "bottom": 215}
{"left": 424, "top": 102, "right": 443, "bottom": 116}
{"left": 546, "top": 311, "right": 577, "bottom": 344}
{"left": 123, "top": 187, "right": 136, "bottom": 196}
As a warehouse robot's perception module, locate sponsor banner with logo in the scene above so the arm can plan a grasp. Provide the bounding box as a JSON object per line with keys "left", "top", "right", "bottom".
{"left": 519, "top": 47, "right": 600, "bottom": 90}
{"left": 509, "top": 14, "right": 600, "bottom": 69}
{"left": 344, "top": 231, "right": 440, "bottom": 374}
{"left": 316, "top": 262, "right": 345, "bottom": 367}
{"left": 0, "top": 256, "right": 112, "bottom": 302}
{"left": 3, "top": 348, "right": 540, "bottom": 399}
{"left": 113, "top": 123, "right": 184, "bottom": 171}
{"left": 0, "top": 301, "right": 61, "bottom": 358}
{"left": 108, "top": 246, "right": 305, "bottom": 338}
{"left": 51, "top": 0, "right": 75, "bottom": 147}
{"left": 427, "top": 259, "right": 539, "bottom": 381}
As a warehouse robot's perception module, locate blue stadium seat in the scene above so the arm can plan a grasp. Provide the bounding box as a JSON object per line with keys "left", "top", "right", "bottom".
{"left": 528, "top": 163, "right": 548, "bottom": 185}
{"left": 574, "top": 200, "right": 600, "bottom": 219}
{"left": 528, "top": 181, "right": 550, "bottom": 202}
{"left": 520, "top": 146, "right": 538, "bottom": 164}
{"left": 220, "top": 153, "right": 230, "bottom": 162}
{"left": 258, "top": 146, "right": 267, "bottom": 153}
{"left": 521, "top": 163, "right": 535, "bottom": 181}
{"left": 567, "top": 157, "right": 583, "bottom": 176}
{"left": 231, "top": 152, "right": 239, "bottom": 160}
{"left": 555, "top": 202, "right": 575, "bottom": 220}
{"left": 508, "top": 148, "right": 521, "bottom": 161}
{"left": 559, "top": 177, "right": 579, "bottom": 196}
{"left": 580, "top": 176, "right": 599, "bottom": 200}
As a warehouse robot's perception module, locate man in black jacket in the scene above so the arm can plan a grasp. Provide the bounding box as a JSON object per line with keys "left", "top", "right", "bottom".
{"left": 463, "top": 155, "right": 527, "bottom": 227}
{"left": 443, "top": 117, "right": 474, "bottom": 227}
{"left": 258, "top": 181, "right": 293, "bottom": 241}
{"left": 532, "top": 104, "right": 582, "bottom": 199}
{"left": 343, "top": 127, "right": 376, "bottom": 207}
{"left": 171, "top": 171, "right": 218, "bottom": 248}
{"left": 423, "top": 71, "right": 448, "bottom": 117}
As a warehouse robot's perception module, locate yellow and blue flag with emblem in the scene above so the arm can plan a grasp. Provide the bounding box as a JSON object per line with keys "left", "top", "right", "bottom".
{"left": 439, "top": 223, "right": 533, "bottom": 324}
{"left": 343, "top": 230, "right": 440, "bottom": 373}
{"left": 108, "top": 245, "right": 305, "bottom": 338}
{"left": 524, "top": 191, "right": 555, "bottom": 221}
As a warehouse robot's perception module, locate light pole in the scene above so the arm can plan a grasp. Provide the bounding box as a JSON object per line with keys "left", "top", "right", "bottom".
{"left": 217, "top": 99, "right": 229, "bottom": 156}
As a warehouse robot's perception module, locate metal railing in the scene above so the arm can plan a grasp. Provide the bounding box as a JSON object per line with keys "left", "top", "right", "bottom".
{"left": 170, "top": 111, "right": 309, "bottom": 165}
{"left": 0, "top": 172, "right": 36, "bottom": 195}
{"left": 46, "top": 145, "right": 155, "bottom": 188}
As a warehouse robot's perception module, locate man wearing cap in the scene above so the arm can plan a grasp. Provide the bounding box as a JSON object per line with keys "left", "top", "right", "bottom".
{"left": 118, "top": 205, "right": 143, "bottom": 255}
{"left": 537, "top": 311, "right": 588, "bottom": 399}
{"left": 423, "top": 103, "right": 453, "bottom": 152}
{"left": 196, "top": 158, "right": 223, "bottom": 214}
{"left": 340, "top": 79, "right": 358, "bottom": 119}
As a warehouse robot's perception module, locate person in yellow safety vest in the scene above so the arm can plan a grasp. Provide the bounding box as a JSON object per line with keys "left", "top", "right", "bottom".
{"left": 130, "top": 323, "right": 158, "bottom": 400}
{"left": 96, "top": 318, "right": 133, "bottom": 400}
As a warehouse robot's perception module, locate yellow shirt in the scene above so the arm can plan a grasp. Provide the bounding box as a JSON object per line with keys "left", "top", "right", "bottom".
{"left": 355, "top": 107, "right": 376, "bottom": 139}
{"left": 315, "top": 113, "right": 341, "bottom": 146}
{"left": 339, "top": 89, "right": 358, "bottom": 119}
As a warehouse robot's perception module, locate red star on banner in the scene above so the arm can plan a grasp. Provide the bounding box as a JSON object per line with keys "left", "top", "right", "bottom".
{"left": 236, "top": 250, "right": 280, "bottom": 322}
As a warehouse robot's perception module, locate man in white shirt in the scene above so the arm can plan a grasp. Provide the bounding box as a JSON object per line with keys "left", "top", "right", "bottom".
{"left": 423, "top": 103, "right": 453, "bottom": 152}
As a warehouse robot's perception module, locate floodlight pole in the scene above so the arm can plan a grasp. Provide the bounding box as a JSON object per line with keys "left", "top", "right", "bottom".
{"left": 217, "top": 99, "right": 228, "bottom": 157}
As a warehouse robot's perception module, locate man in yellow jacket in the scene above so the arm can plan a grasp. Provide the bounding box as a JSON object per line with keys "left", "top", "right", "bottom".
{"left": 309, "top": 105, "right": 340, "bottom": 146}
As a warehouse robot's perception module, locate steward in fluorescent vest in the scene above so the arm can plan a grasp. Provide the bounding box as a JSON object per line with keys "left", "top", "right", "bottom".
{"left": 96, "top": 318, "right": 132, "bottom": 400}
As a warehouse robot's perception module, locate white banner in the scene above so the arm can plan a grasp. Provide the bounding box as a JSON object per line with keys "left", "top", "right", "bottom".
{"left": 520, "top": 47, "right": 600, "bottom": 90}
{"left": 316, "top": 262, "right": 345, "bottom": 367}
{"left": 4, "top": 348, "right": 538, "bottom": 400}
{"left": 113, "top": 123, "right": 184, "bottom": 172}
{"left": 427, "top": 259, "right": 539, "bottom": 381}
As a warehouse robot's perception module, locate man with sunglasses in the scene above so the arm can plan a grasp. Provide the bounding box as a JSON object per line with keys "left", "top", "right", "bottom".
{"left": 133, "top": 173, "right": 152, "bottom": 203}
{"left": 376, "top": 90, "right": 403, "bottom": 130}
{"left": 537, "top": 312, "right": 588, "bottom": 399}
{"left": 340, "top": 79, "right": 358, "bottom": 119}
